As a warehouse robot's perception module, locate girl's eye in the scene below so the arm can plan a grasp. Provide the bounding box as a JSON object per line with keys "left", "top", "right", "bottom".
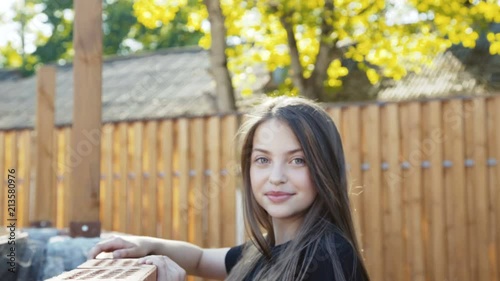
{"left": 255, "top": 157, "right": 269, "bottom": 164}
{"left": 292, "top": 158, "right": 305, "bottom": 165}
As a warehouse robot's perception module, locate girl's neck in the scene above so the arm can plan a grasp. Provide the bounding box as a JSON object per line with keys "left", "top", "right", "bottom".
{"left": 272, "top": 215, "right": 304, "bottom": 245}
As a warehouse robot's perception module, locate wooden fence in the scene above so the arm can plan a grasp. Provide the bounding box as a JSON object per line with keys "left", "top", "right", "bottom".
{"left": 1, "top": 95, "right": 500, "bottom": 281}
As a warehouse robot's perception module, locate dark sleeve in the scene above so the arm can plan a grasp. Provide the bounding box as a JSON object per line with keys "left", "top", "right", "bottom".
{"left": 303, "top": 237, "right": 365, "bottom": 281}
{"left": 336, "top": 241, "right": 366, "bottom": 281}
{"left": 225, "top": 244, "right": 244, "bottom": 274}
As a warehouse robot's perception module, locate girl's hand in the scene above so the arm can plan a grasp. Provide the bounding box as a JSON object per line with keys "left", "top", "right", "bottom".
{"left": 137, "top": 255, "right": 186, "bottom": 281}
{"left": 87, "top": 235, "right": 152, "bottom": 259}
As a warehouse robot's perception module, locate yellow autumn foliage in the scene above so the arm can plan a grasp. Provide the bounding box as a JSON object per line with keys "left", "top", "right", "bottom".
{"left": 133, "top": 0, "right": 500, "bottom": 94}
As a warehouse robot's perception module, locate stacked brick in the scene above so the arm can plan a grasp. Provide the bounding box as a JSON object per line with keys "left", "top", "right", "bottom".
{"left": 45, "top": 259, "right": 157, "bottom": 281}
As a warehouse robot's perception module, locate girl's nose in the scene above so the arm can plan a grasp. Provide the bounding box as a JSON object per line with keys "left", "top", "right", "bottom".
{"left": 269, "top": 164, "right": 287, "bottom": 186}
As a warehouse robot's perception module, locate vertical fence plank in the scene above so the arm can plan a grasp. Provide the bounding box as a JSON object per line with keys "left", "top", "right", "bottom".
{"left": 401, "top": 102, "right": 425, "bottom": 281}
{"left": 494, "top": 97, "right": 500, "bottom": 281}
{"left": 113, "top": 123, "right": 128, "bottom": 233}
{"left": 189, "top": 118, "right": 204, "bottom": 243}
{"left": 34, "top": 66, "right": 56, "bottom": 223}
{"left": 342, "top": 106, "right": 364, "bottom": 251}
{"left": 5, "top": 132, "right": 18, "bottom": 225}
{"left": 221, "top": 115, "right": 238, "bottom": 247}
{"left": 470, "top": 98, "right": 490, "bottom": 281}
{"left": 51, "top": 129, "right": 57, "bottom": 227}
{"left": 464, "top": 99, "right": 479, "bottom": 281}
{"left": 55, "top": 128, "right": 63, "bottom": 228}
{"left": 327, "top": 106, "right": 342, "bottom": 127}
{"left": 381, "top": 103, "right": 404, "bottom": 281}
{"left": 422, "top": 100, "right": 447, "bottom": 281}
{"left": 487, "top": 96, "right": 500, "bottom": 281}
{"left": 126, "top": 122, "right": 143, "bottom": 235}
{"left": 206, "top": 116, "right": 221, "bottom": 248}
{"left": 17, "top": 130, "right": 30, "bottom": 227}
{"left": 134, "top": 122, "right": 144, "bottom": 235}
{"left": 189, "top": 118, "right": 204, "bottom": 281}
{"left": 62, "top": 127, "right": 72, "bottom": 227}
{"left": 143, "top": 121, "right": 158, "bottom": 237}
{"left": 0, "top": 131, "right": 5, "bottom": 223}
{"left": 361, "top": 105, "right": 383, "bottom": 281}
{"left": 177, "top": 119, "right": 189, "bottom": 241}
{"left": 442, "top": 99, "right": 468, "bottom": 281}
{"left": 159, "top": 120, "right": 174, "bottom": 239}
{"left": 101, "top": 124, "right": 114, "bottom": 231}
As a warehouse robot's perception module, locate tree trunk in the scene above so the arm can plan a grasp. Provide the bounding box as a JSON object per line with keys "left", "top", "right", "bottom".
{"left": 204, "top": 0, "right": 236, "bottom": 112}
{"left": 279, "top": 0, "right": 341, "bottom": 101}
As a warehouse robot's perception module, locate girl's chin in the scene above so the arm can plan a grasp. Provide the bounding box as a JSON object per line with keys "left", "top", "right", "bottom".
{"left": 265, "top": 209, "right": 300, "bottom": 220}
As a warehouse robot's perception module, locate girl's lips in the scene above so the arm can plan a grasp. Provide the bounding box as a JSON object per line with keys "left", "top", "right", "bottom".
{"left": 265, "top": 193, "right": 294, "bottom": 203}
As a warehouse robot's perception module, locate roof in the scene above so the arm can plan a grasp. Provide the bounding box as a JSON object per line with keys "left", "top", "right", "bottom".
{"left": 377, "top": 25, "right": 500, "bottom": 101}
{"left": 1, "top": 43, "right": 499, "bottom": 130}
{"left": 0, "top": 47, "right": 220, "bottom": 130}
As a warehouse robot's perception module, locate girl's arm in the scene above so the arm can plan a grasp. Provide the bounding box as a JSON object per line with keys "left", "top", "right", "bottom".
{"left": 88, "top": 236, "right": 230, "bottom": 279}
{"left": 149, "top": 237, "right": 230, "bottom": 279}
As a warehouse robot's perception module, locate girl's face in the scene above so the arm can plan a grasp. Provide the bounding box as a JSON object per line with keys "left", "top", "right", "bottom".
{"left": 250, "top": 119, "right": 317, "bottom": 220}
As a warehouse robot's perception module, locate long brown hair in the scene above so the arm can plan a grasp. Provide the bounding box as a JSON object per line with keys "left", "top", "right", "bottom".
{"left": 226, "top": 97, "right": 370, "bottom": 281}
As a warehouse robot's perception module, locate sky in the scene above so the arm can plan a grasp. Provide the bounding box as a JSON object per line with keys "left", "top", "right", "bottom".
{"left": 0, "top": 0, "right": 18, "bottom": 48}
{"left": 0, "top": 0, "right": 52, "bottom": 52}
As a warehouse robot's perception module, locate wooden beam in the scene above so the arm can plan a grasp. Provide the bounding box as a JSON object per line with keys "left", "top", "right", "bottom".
{"left": 70, "top": 0, "right": 102, "bottom": 224}
{"left": 33, "top": 65, "right": 56, "bottom": 223}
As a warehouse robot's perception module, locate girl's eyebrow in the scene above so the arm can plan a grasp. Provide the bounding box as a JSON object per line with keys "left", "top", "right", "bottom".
{"left": 252, "top": 148, "right": 303, "bottom": 154}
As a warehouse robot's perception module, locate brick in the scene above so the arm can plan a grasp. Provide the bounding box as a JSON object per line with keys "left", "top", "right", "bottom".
{"left": 45, "top": 259, "right": 157, "bottom": 281}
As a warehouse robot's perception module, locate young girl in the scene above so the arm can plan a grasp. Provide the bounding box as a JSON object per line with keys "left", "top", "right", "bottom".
{"left": 87, "top": 97, "right": 370, "bottom": 281}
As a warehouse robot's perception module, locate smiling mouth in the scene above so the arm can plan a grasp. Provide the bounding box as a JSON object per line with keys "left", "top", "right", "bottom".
{"left": 265, "top": 193, "right": 295, "bottom": 203}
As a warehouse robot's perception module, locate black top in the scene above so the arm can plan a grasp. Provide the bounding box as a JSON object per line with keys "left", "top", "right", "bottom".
{"left": 224, "top": 232, "right": 365, "bottom": 281}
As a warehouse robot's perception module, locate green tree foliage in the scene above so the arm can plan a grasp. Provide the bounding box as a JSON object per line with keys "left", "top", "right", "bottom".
{"left": 0, "top": 0, "right": 203, "bottom": 76}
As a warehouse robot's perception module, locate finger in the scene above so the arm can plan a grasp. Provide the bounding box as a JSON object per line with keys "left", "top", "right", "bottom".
{"left": 136, "top": 257, "right": 152, "bottom": 265}
{"left": 87, "top": 237, "right": 128, "bottom": 259}
{"left": 112, "top": 248, "right": 137, "bottom": 259}
{"left": 145, "top": 257, "right": 169, "bottom": 281}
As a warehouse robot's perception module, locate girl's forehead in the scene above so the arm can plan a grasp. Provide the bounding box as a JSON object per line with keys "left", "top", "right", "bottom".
{"left": 252, "top": 119, "right": 302, "bottom": 150}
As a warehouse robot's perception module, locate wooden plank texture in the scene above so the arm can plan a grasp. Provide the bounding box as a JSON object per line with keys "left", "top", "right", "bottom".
{"left": 189, "top": 118, "right": 204, "bottom": 281}
{"left": 101, "top": 124, "right": 114, "bottom": 231}
{"left": 70, "top": 0, "right": 102, "bottom": 223}
{"left": 206, "top": 116, "right": 221, "bottom": 248}
{"left": 401, "top": 102, "right": 425, "bottom": 281}
{"left": 143, "top": 121, "right": 158, "bottom": 237}
{"left": 487, "top": 96, "right": 500, "bottom": 281}
{"left": 159, "top": 120, "right": 174, "bottom": 239}
{"left": 0, "top": 131, "right": 4, "bottom": 223}
{"left": 114, "top": 123, "right": 128, "bottom": 233}
{"left": 442, "top": 99, "right": 468, "bottom": 281}
{"left": 177, "top": 119, "right": 189, "bottom": 241}
{"left": 380, "top": 103, "right": 404, "bottom": 281}
{"left": 17, "top": 131, "right": 30, "bottom": 227}
{"left": 34, "top": 65, "right": 56, "bottom": 222}
{"left": 342, "top": 106, "right": 364, "bottom": 251}
{"left": 221, "top": 115, "right": 238, "bottom": 247}
{"left": 361, "top": 105, "right": 383, "bottom": 281}
{"left": 421, "top": 101, "right": 446, "bottom": 281}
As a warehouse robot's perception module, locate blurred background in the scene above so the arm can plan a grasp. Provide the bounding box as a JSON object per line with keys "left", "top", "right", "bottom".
{"left": 0, "top": 1, "right": 500, "bottom": 281}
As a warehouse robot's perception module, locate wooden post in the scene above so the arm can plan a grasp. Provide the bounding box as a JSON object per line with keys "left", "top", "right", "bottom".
{"left": 69, "top": 0, "right": 102, "bottom": 231}
{"left": 33, "top": 65, "right": 56, "bottom": 224}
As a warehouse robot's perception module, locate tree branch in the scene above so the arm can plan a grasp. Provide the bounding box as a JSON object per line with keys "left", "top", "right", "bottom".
{"left": 306, "top": 0, "right": 336, "bottom": 98}
{"left": 279, "top": 13, "right": 306, "bottom": 95}
{"left": 204, "top": 0, "right": 236, "bottom": 111}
